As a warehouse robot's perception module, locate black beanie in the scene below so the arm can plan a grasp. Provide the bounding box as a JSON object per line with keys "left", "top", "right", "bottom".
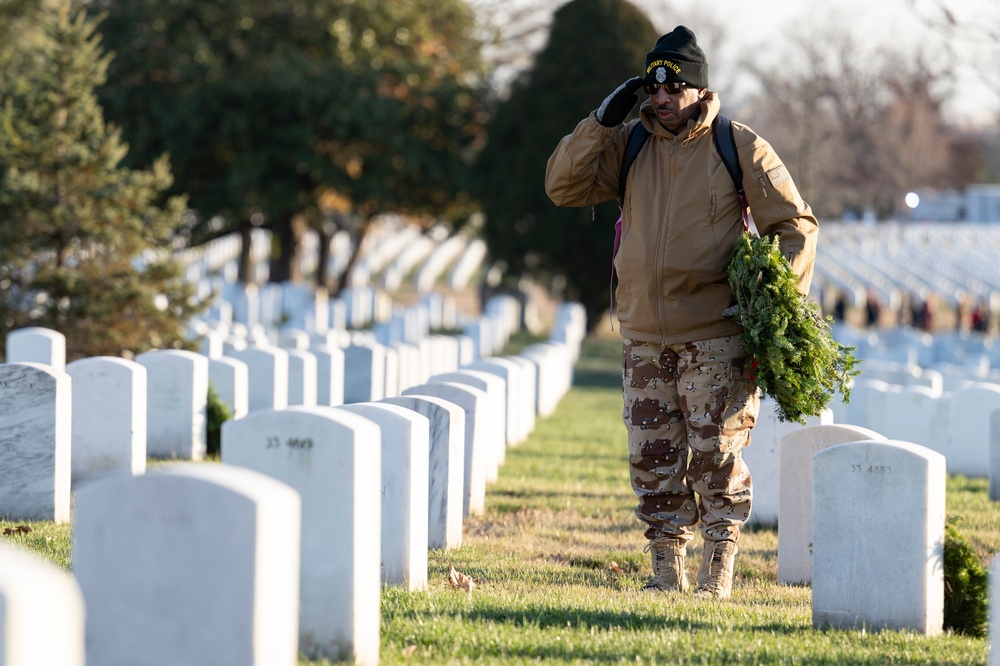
{"left": 643, "top": 26, "right": 708, "bottom": 89}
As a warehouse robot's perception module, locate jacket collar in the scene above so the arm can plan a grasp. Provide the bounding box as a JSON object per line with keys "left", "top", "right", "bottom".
{"left": 639, "top": 91, "right": 721, "bottom": 142}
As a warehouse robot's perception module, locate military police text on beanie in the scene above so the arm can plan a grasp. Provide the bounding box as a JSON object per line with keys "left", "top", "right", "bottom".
{"left": 644, "top": 26, "right": 708, "bottom": 89}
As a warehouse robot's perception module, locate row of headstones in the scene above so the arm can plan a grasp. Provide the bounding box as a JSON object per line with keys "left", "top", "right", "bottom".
{"left": 744, "top": 390, "right": 999, "bottom": 523}
{"left": 3, "top": 408, "right": 999, "bottom": 662}
{"left": 194, "top": 229, "right": 488, "bottom": 336}
{"left": 817, "top": 222, "right": 1000, "bottom": 312}
{"left": 746, "top": 419, "right": 996, "bottom": 639}
{"left": 833, "top": 323, "right": 1000, "bottom": 375}
{"left": 176, "top": 217, "right": 486, "bottom": 296}
{"left": 200, "top": 279, "right": 512, "bottom": 356}
{"left": 4, "top": 290, "right": 524, "bottom": 419}
{"left": 203, "top": 280, "right": 405, "bottom": 333}
{"left": 0, "top": 322, "right": 582, "bottom": 665}
{"left": 0, "top": 304, "right": 582, "bottom": 521}
{"left": 827, "top": 375, "right": 1000, "bottom": 483}
{"left": 197, "top": 298, "right": 521, "bottom": 413}
{"left": 1, "top": 325, "right": 466, "bottom": 488}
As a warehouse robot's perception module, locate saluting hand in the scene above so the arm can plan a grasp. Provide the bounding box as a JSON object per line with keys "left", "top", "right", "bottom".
{"left": 596, "top": 77, "right": 644, "bottom": 127}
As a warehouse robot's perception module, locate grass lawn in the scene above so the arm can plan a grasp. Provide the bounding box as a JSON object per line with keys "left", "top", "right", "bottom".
{"left": 366, "top": 335, "right": 997, "bottom": 665}
{"left": 4, "top": 335, "right": 996, "bottom": 664}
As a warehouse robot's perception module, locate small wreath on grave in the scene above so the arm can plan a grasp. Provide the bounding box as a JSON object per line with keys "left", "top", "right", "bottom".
{"left": 726, "top": 233, "right": 861, "bottom": 424}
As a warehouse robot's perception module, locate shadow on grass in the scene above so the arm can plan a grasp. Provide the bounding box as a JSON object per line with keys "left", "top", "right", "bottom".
{"left": 572, "top": 366, "right": 622, "bottom": 390}
{"left": 490, "top": 488, "right": 629, "bottom": 504}
{"left": 397, "top": 599, "right": 808, "bottom": 637}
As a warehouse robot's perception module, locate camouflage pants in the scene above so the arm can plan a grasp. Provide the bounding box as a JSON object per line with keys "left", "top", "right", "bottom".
{"left": 622, "top": 335, "right": 758, "bottom": 543}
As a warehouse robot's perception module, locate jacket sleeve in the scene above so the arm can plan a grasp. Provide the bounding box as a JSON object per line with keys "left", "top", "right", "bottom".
{"left": 736, "top": 126, "right": 819, "bottom": 297}
{"left": 545, "top": 112, "right": 628, "bottom": 208}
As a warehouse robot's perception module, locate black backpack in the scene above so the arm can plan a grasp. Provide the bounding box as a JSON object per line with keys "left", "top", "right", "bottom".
{"left": 617, "top": 113, "right": 743, "bottom": 204}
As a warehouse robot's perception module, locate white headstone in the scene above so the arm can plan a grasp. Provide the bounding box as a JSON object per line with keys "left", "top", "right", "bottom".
{"left": 312, "top": 344, "right": 345, "bottom": 406}
{"left": 525, "top": 342, "right": 573, "bottom": 396}
{"left": 337, "top": 402, "right": 429, "bottom": 590}
{"left": 382, "top": 395, "right": 465, "bottom": 550}
{"left": 521, "top": 343, "right": 573, "bottom": 417}
{"left": 278, "top": 327, "right": 311, "bottom": 350}
{"left": 197, "top": 326, "right": 225, "bottom": 359}
{"left": 0, "top": 543, "right": 85, "bottom": 666}
{"left": 66, "top": 356, "right": 146, "bottom": 485}
{"left": 429, "top": 369, "right": 507, "bottom": 480}
{"left": 551, "top": 302, "right": 587, "bottom": 361}
{"left": 344, "top": 343, "right": 386, "bottom": 404}
{"left": 329, "top": 298, "right": 348, "bottom": 331}
{"left": 432, "top": 335, "right": 460, "bottom": 373}
{"left": 232, "top": 282, "right": 260, "bottom": 327}
{"left": 223, "top": 335, "right": 248, "bottom": 355}
{"left": 5, "top": 327, "right": 66, "bottom": 372}
{"left": 867, "top": 385, "right": 948, "bottom": 458}
{"left": 209, "top": 356, "right": 249, "bottom": 419}
{"left": 777, "top": 424, "right": 885, "bottom": 584}
{"left": 744, "top": 398, "right": 832, "bottom": 526}
{"left": 463, "top": 319, "right": 492, "bottom": 360}
{"left": 136, "top": 350, "right": 209, "bottom": 460}
{"left": 812, "top": 440, "right": 945, "bottom": 634}
{"left": 403, "top": 383, "right": 488, "bottom": 517}
{"left": 74, "top": 464, "right": 301, "bottom": 666}
{"left": 222, "top": 408, "right": 380, "bottom": 663}
{"left": 0, "top": 363, "right": 71, "bottom": 522}
{"left": 455, "top": 335, "right": 474, "bottom": 366}
{"left": 505, "top": 356, "right": 537, "bottom": 439}
{"left": 226, "top": 346, "right": 290, "bottom": 412}
{"left": 463, "top": 358, "right": 520, "bottom": 445}
{"left": 392, "top": 342, "right": 422, "bottom": 394}
{"left": 382, "top": 345, "right": 400, "bottom": 399}
{"left": 286, "top": 348, "right": 318, "bottom": 407}
{"left": 416, "top": 338, "right": 433, "bottom": 385}
{"left": 839, "top": 379, "right": 891, "bottom": 431}
{"left": 946, "top": 383, "right": 1000, "bottom": 478}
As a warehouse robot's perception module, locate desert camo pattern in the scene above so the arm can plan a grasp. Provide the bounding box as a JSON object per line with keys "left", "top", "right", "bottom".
{"left": 622, "top": 335, "right": 759, "bottom": 542}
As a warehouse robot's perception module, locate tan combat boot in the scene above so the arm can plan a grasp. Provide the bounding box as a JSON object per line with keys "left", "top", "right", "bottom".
{"left": 695, "top": 540, "right": 738, "bottom": 599}
{"left": 642, "top": 537, "right": 689, "bottom": 592}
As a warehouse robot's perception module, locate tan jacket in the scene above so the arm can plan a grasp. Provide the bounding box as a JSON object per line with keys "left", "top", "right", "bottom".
{"left": 545, "top": 92, "right": 818, "bottom": 345}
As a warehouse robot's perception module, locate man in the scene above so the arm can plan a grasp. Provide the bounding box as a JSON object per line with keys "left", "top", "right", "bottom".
{"left": 545, "top": 26, "right": 818, "bottom": 599}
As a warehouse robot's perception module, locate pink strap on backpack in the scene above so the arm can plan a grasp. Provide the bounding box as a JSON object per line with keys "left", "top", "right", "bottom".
{"left": 610, "top": 212, "right": 622, "bottom": 329}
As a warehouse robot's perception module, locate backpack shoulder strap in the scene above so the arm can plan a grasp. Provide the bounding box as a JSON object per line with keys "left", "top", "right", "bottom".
{"left": 712, "top": 113, "right": 742, "bottom": 190}
{"left": 618, "top": 122, "right": 650, "bottom": 203}
{"left": 712, "top": 113, "right": 750, "bottom": 229}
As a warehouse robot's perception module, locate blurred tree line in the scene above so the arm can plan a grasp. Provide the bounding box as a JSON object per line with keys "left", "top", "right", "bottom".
{"left": 1, "top": 0, "right": 996, "bottom": 346}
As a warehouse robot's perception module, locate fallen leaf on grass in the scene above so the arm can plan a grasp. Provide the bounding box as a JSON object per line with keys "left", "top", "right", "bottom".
{"left": 609, "top": 561, "right": 622, "bottom": 573}
{"left": 448, "top": 565, "right": 475, "bottom": 592}
{"left": 2, "top": 525, "right": 31, "bottom": 537}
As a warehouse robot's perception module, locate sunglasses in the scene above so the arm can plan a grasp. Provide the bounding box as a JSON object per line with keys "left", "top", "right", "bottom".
{"left": 643, "top": 82, "right": 689, "bottom": 95}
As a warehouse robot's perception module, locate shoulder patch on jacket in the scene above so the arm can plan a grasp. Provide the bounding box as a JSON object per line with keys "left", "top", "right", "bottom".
{"left": 767, "top": 164, "right": 790, "bottom": 186}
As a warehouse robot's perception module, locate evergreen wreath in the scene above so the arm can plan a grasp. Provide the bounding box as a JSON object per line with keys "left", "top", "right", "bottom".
{"left": 726, "top": 233, "right": 861, "bottom": 423}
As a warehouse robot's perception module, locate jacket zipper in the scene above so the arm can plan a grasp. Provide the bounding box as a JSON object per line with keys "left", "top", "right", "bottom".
{"left": 710, "top": 189, "right": 720, "bottom": 271}
{"left": 654, "top": 140, "right": 676, "bottom": 341}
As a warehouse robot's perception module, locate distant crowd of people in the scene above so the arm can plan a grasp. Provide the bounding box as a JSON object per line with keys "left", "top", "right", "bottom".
{"left": 822, "top": 286, "right": 994, "bottom": 335}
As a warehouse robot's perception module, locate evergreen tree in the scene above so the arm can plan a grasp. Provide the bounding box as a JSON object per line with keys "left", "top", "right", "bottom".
{"left": 476, "top": 0, "right": 658, "bottom": 330}
{"left": 0, "top": 1, "right": 202, "bottom": 361}
{"left": 94, "top": 0, "right": 488, "bottom": 291}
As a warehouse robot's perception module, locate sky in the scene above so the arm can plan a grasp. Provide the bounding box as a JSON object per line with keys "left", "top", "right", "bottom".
{"left": 665, "top": 0, "right": 1000, "bottom": 125}
{"left": 472, "top": 0, "right": 1000, "bottom": 127}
